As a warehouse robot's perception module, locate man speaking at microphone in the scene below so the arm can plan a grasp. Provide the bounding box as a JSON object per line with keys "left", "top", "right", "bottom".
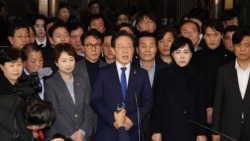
{"left": 90, "top": 31, "right": 153, "bottom": 141}
{"left": 21, "top": 43, "right": 53, "bottom": 100}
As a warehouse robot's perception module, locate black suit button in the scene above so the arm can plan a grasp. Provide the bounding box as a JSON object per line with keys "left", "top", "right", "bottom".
{"left": 183, "top": 111, "right": 187, "bottom": 114}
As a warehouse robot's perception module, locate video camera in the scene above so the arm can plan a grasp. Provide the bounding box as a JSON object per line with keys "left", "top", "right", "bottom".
{"left": 18, "top": 72, "right": 42, "bottom": 92}
{"left": 13, "top": 67, "right": 52, "bottom": 100}
{"left": 14, "top": 72, "right": 42, "bottom": 100}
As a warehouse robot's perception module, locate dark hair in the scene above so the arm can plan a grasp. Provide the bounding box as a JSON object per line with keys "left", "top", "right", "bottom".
{"left": 51, "top": 133, "right": 73, "bottom": 141}
{"left": 0, "top": 47, "right": 22, "bottom": 65}
{"left": 53, "top": 43, "right": 77, "bottom": 62}
{"left": 232, "top": 28, "right": 250, "bottom": 45}
{"left": 103, "top": 31, "right": 114, "bottom": 37}
{"left": 22, "top": 100, "right": 55, "bottom": 126}
{"left": 58, "top": 2, "right": 70, "bottom": 12}
{"left": 156, "top": 26, "right": 178, "bottom": 41}
{"left": 111, "top": 30, "right": 136, "bottom": 48}
{"left": 220, "top": 9, "right": 239, "bottom": 22}
{"left": 27, "top": 24, "right": 35, "bottom": 35}
{"left": 88, "top": 0, "right": 100, "bottom": 8}
{"left": 179, "top": 20, "right": 201, "bottom": 34}
{"left": 21, "top": 43, "right": 42, "bottom": 61}
{"left": 116, "top": 11, "right": 130, "bottom": 22}
{"left": 170, "top": 36, "right": 194, "bottom": 55}
{"left": 187, "top": 7, "right": 209, "bottom": 22}
{"left": 116, "top": 22, "right": 135, "bottom": 34}
{"left": 48, "top": 21, "right": 68, "bottom": 38}
{"left": 224, "top": 25, "right": 238, "bottom": 35}
{"left": 32, "top": 14, "right": 47, "bottom": 26}
{"left": 89, "top": 13, "right": 106, "bottom": 27}
{"left": 45, "top": 17, "right": 58, "bottom": 31}
{"left": 136, "top": 9, "right": 157, "bottom": 25}
{"left": 67, "top": 22, "right": 84, "bottom": 34}
{"left": 8, "top": 23, "right": 29, "bottom": 36}
{"left": 202, "top": 19, "right": 224, "bottom": 34}
{"left": 136, "top": 31, "right": 157, "bottom": 47}
{"left": 81, "top": 29, "right": 104, "bottom": 45}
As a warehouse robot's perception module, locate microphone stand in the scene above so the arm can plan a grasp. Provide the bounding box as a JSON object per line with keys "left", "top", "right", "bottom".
{"left": 189, "top": 120, "right": 237, "bottom": 141}
{"left": 134, "top": 89, "right": 142, "bottom": 141}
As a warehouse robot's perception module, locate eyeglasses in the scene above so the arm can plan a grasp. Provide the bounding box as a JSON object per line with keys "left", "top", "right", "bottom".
{"left": 84, "top": 44, "right": 101, "bottom": 49}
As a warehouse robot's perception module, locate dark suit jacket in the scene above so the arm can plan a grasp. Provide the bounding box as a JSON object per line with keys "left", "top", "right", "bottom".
{"left": 192, "top": 44, "right": 235, "bottom": 107}
{"left": 132, "top": 59, "right": 161, "bottom": 141}
{"left": 44, "top": 71, "right": 93, "bottom": 139}
{"left": 90, "top": 62, "right": 153, "bottom": 141}
{"left": 212, "top": 61, "right": 250, "bottom": 141}
{"left": 40, "top": 43, "right": 57, "bottom": 73}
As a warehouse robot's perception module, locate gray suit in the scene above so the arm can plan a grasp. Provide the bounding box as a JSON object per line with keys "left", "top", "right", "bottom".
{"left": 74, "top": 58, "right": 107, "bottom": 80}
{"left": 73, "top": 58, "right": 107, "bottom": 133}
{"left": 44, "top": 71, "right": 93, "bottom": 140}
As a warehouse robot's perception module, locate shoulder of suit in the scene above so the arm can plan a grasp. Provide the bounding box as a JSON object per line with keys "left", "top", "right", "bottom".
{"left": 221, "top": 60, "right": 235, "bottom": 68}
{"left": 76, "top": 58, "right": 86, "bottom": 66}
{"left": 217, "top": 61, "right": 235, "bottom": 73}
{"left": 45, "top": 71, "right": 60, "bottom": 82}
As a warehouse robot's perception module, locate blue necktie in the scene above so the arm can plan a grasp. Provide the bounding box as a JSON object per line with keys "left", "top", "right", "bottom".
{"left": 120, "top": 67, "right": 127, "bottom": 100}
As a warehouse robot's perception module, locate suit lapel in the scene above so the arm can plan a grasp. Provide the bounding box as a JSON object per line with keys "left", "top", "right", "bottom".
{"left": 73, "top": 75, "right": 82, "bottom": 105}
{"left": 112, "top": 63, "right": 124, "bottom": 101}
{"left": 54, "top": 72, "right": 75, "bottom": 105}
{"left": 242, "top": 71, "right": 250, "bottom": 100}
{"left": 229, "top": 62, "right": 243, "bottom": 100}
{"left": 126, "top": 65, "right": 138, "bottom": 102}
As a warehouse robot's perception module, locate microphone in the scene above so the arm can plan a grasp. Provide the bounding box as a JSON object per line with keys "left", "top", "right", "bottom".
{"left": 189, "top": 120, "right": 237, "bottom": 141}
{"left": 37, "top": 67, "right": 53, "bottom": 79}
{"left": 116, "top": 102, "right": 125, "bottom": 113}
{"left": 134, "top": 88, "right": 144, "bottom": 141}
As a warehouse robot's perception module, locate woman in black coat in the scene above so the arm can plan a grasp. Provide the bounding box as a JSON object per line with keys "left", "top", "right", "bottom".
{"left": 0, "top": 47, "right": 23, "bottom": 95}
{"left": 151, "top": 37, "right": 207, "bottom": 141}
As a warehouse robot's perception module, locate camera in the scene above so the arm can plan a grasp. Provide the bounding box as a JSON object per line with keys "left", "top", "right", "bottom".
{"left": 14, "top": 72, "right": 42, "bottom": 99}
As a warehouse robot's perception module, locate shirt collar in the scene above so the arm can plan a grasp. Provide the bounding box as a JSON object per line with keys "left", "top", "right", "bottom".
{"left": 139, "top": 60, "right": 155, "bottom": 69}
{"left": 235, "top": 59, "right": 250, "bottom": 70}
{"left": 36, "top": 38, "right": 47, "bottom": 47}
{"left": 116, "top": 61, "right": 131, "bottom": 71}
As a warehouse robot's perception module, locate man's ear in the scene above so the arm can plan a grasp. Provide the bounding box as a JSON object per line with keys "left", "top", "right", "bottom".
{"left": 8, "top": 36, "right": 14, "bottom": 45}
{"left": 49, "top": 37, "right": 54, "bottom": 46}
{"left": 136, "top": 47, "right": 139, "bottom": 54}
{"left": 111, "top": 47, "right": 115, "bottom": 55}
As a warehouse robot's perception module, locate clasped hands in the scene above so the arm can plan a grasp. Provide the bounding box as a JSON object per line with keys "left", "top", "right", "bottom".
{"left": 113, "top": 109, "right": 133, "bottom": 130}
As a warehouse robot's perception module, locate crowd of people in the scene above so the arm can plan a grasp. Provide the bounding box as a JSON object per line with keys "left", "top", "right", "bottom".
{"left": 1, "top": 0, "right": 250, "bottom": 141}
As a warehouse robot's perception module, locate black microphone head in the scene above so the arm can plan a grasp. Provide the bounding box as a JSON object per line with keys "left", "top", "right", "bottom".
{"left": 37, "top": 67, "right": 53, "bottom": 78}
{"left": 116, "top": 102, "right": 125, "bottom": 113}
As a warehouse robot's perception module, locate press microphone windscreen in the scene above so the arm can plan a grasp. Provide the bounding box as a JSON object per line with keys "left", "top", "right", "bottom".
{"left": 37, "top": 67, "right": 53, "bottom": 79}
